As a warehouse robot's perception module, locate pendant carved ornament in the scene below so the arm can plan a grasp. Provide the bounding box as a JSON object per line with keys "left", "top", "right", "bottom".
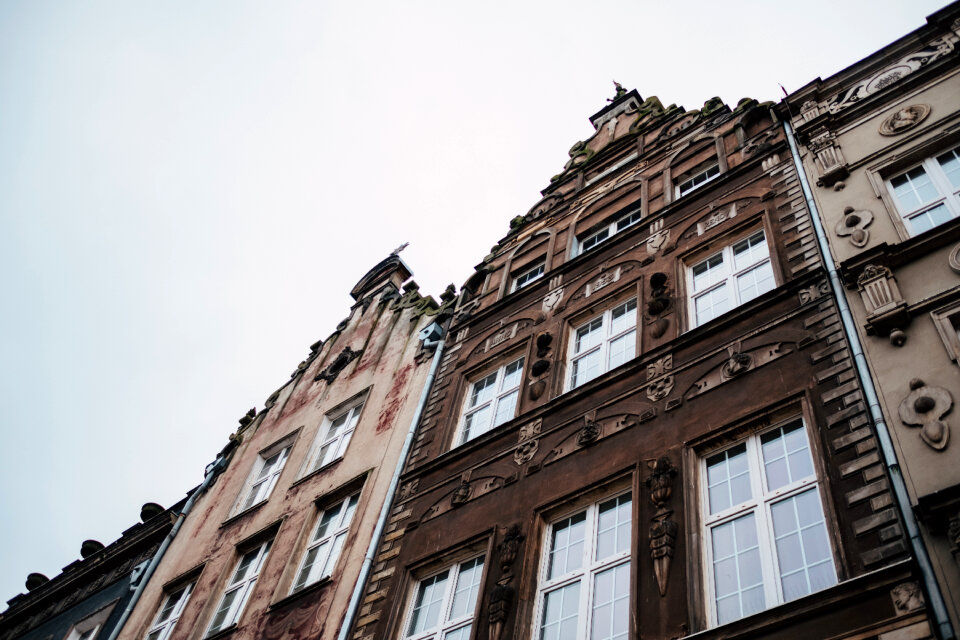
{"left": 898, "top": 379, "right": 952, "bottom": 451}
{"left": 645, "top": 456, "right": 679, "bottom": 596}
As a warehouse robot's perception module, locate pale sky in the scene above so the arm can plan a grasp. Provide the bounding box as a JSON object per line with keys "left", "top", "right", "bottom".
{"left": 0, "top": 0, "right": 949, "bottom": 604}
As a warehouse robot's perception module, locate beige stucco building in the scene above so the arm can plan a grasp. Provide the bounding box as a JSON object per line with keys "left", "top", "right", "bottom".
{"left": 114, "top": 254, "right": 452, "bottom": 640}
{"left": 783, "top": 3, "right": 960, "bottom": 635}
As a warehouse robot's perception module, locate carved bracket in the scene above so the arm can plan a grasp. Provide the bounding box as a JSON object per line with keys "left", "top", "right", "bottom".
{"left": 857, "top": 264, "right": 909, "bottom": 346}
{"left": 645, "top": 456, "right": 679, "bottom": 597}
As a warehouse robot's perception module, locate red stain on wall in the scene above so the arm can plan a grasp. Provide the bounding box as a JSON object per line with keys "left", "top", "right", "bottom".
{"left": 376, "top": 363, "right": 413, "bottom": 433}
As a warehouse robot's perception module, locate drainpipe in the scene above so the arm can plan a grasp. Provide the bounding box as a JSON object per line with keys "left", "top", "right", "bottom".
{"left": 784, "top": 120, "right": 955, "bottom": 640}
{"left": 338, "top": 328, "right": 446, "bottom": 640}
{"left": 105, "top": 447, "right": 234, "bottom": 640}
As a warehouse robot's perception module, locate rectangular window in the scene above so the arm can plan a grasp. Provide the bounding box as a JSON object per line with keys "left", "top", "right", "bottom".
{"left": 535, "top": 492, "right": 632, "bottom": 640}
{"left": 574, "top": 207, "right": 643, "bottom": 256}
{"left": 568, "top": 299, "right": 637, "bottom": 389}
{"left": 688, "top": 230, "right": 775, "bottom": 328}
{"left": 457, "top": 358, "right": 524, "bottom": 444}
{"left": 403, "top": 556, "right": 485, "bottom": 640}
{"left": 291, "top": 493, "right": 360, "bottom": 592}
{"left": 512, "top": 261, "right": 546, "bottom": 292}
{"left": 701, "top": 419, "right": 836, "bottom": 626}
{"left": 931, "top": 301, "right": 960, "bottom": 365}
{"left": 239, "top": 445, "right": 291, "bottom": 512}
{"left": 305, "top": 400, "right": 364, "bottom": 475}
{"left": 145, "top": 582, "right": 194, "bottom": 640}
{"left": 676, "top": 161, "right": 720, "bottom": 198}
{"left": 206, "top": 541, "right": 271, "bottom": 637}
{"left": 887, "top": 145, "right": 960, "bottom": 235}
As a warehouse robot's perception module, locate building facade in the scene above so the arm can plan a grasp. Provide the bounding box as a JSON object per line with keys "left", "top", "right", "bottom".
{"left": 783, "top": 3, "right": 960, "bottom": 636}
{"left": 111, "top": 255, "right": 452, "bottom": 640}
{"left": 345, "top": 87, "right": 942, "bottom": 640}
{"left": 0, "top": 501, "right": 182, "bottom": 640}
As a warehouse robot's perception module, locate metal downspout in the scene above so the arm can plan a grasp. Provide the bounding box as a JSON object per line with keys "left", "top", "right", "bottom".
{"left": 105, "top": 454, "right": 230, "bottom": 640}
{"left": 338, "top": 335, "right": 446, "bottom": 640}
{"left": 784, "top": 120, "right": 955, "bottom": 640}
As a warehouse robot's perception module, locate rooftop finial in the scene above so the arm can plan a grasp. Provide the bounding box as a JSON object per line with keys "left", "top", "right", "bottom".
{"left": 390, "top": 242, "right": 409, "bottom": 256}
{"left": 609, "top": 80, "right": 627, "bottom": 102}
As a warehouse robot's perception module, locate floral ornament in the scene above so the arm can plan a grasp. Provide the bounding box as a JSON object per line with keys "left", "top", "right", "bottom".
{"left": 898, "top": 378, "right": 952, "bottom": 451}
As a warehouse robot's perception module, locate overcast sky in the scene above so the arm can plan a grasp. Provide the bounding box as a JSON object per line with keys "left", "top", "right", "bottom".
{"left": 0, "top": 0, "right": 949, "bottom": 605}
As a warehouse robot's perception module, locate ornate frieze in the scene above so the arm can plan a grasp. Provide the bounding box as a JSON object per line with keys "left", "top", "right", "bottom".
{"left": 685, "top": 342, "right": 793, "bottom": 400}
{"left": 879, "top": 104, "right": 931, "bottom": 136}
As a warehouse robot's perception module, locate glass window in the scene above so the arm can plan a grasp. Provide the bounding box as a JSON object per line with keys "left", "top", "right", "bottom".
{"left": 568, "top": 299, "right": 638, "bottom": 389}
{"left": 887, "top": 145, "right": 960, "bottom": 235}
{"left": 458, "top": 358, "right": 524, "bottom": 445}
{"left": 676, "top": 161, "right": 720, "bottom": 198}
{"left": 512, "top": 261, "right": 546, "bottom": 292}
{"left": 574, "top": 207, "right": 643, "bottom": 256}
{"left": 292, "top": 493, "right": 360, "bottom": 592}
{"left": 403, "top": 556, "right": 485, "bottom": 640}
{"left": 701, "top": 420, "right": 836, "bottom": 626}
{"left": 239, "top": 445, "right": 291, "bottom": 512}
{"left": 536, "top": 493, "right": 632, "bottom": 640}
{"left": 145, "top": 582, "right": 194, "bottom": 640}
{"left": 206, "top": 541, "right": 271, "bottom": 636}
{"left": 688, "top": 230, "right": 775, "bottom": 328}
{"left": 306, "top": 400, "right": 364, "bottom": 475}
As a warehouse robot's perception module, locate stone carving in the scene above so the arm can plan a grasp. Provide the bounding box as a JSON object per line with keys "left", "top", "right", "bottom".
{"left": 686, "top": 342, "right": 792, "bottom": 400}
{"left": 519, "top": 419, "right": 541, "bottom": 442}
{"left": 498, "top": 524, "right": 524, "bottom": 576}
{"left": 949, "top": 243, "right": 960, "bottom": 275}
{"left": 647, "top": 355, "right": 673, "bottom": 380}
{"left": 835, "top": 206, "right": 874, "bottom": 247}
{"left": 857, "top": 265, "right": 909, "bottom": 346}
{"left": 584, "top": 267, "right": 622, "bottom": 298}
{"left": 486, "top": 322, "right": 522, "bottom": 352}
{"left": 488, "top": 583, "right": 514, "bottom": 640}
{"left": 536, "top": 333, "right": 553, "bottom": 357}
{"left": 645, "top": 456, "right": 679, "bottom": 597}
{"left": 800, "top": 100, "right": 821, "bottom": 122}
{"left": 399, "top": 479, "right": 419, "bottom": 501}
{"left": 647, "top": 272, "right": 672, "bottom": 338}
{"left": 577, "top": 411, "right": 601, "bottom": 446}
{"left": 721, "top": 351, "right": 752, "bottom": 379}
{"left": 514, "top": 440, "right": 539, "bottom": 465}
{"left": 828, "top": 34, "right": 959, "bottom": 113}
{"left": 807, "top": 130, "right": 847, "bottom": 185}
{"left": 450, "top": 478, "right": 471, "bottom": 507}
{"left": 891, "top": 582, "right": 925, "bottom": 614}
{"left": 798, "top": 280, "right": 830, "bottom": 304}
{"left": 315, "top": 346, "right": 361, "bottom": 383}
{"left": 898, "top": 379, "right": 952, "bottom": 451}
{"left": 238, "top": 407, "right": 256, "bottom": 428}
{"left": 647, "top": 375, "right": 675, "bottom": 401}
{"left": 697, "top": 203, "right": 738, "bottom": 235}
{"left": 542, "top": 287, "right": 564, "bottom": 315}
{"left": 879, "top": 104, "right": 931, "bottom": 136}
{"left": 646, "top": 220, "right": 671, "bottom": 255}
{"left": 948, "top": 512, "right": 960, "bottom": 556}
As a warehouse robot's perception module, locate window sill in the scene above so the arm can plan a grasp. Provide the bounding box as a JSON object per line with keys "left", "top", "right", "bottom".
{"left": 219, "top": 500, "right": 268, "bottom": 529}
{"left": 203, "top": 624, "right": 238, "bottom": 640}
{"left": 269, "top": 577, "right": 332, "bottom": 611}
{"left": 289, "top": 458, "right": 343, "bottom": 490}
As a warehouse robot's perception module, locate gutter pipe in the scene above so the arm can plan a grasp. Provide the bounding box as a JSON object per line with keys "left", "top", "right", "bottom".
{"left": 784, "top": 120, "right": 955, "bottom": 640}
{"left": 105, "top": 449, "right": 233, "bottom": 640}
{"left": 337, "top": 333, "right": 446, "bottom": 640}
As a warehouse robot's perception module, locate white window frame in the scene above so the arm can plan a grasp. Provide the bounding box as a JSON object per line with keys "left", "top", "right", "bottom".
{"left": 931, "top": 301, "right": 960, "bottom": 365}
{"left": 566, "top": 298, "right": 638, "bottom": 390}
{"left": 573, "top": 207, "right": 643, "bottom": 256}
{"left": 886, "top": 145, "right": 960, "bottom": 236}
{"left": 401, "top": 555, "right": 486, "bottom": 640}
{"left": 456, "top": 357, "right": 524, "bottom": 445}
{"left": 236, "top": 441, "right": 292, "bottom": 514}
{"left": 511, "top": 261, "right": 546, "bottom": 292}
{"left": 675, "top": 159, "right": 720, "bottom": 198}
{"left": 205, "top": 541, "right": 271, "bottom": 637}
{"left": 144, "top": 582, "right": 194, "bottom": 640}
{"left": 534, "top": 491, "right": 632, "bottom": 640}
{"left": 699, "top": 418, "right": 837, "bottom": 627}
{"left": 686, "top": 229, "right": 775, "bottom": 329}
{"left": 291, "top": 493, "right": 360, "bottom": 593}
{"left": 304, "top": 399, "right": 365, "bottom": 476}
{"left": 65, "top": 602, "right": 117, "bottom": 640}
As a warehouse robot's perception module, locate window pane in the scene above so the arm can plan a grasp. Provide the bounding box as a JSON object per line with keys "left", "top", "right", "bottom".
{"left": 591, "top": 563, "right": 630, "bottom": 640}
{"left": 692, "top": 254, "right": 724, "bottom": 292}
{"left": 571, "top": 350, "right": 602, "bottom": 388}
{"left": 294, "top": 545, "right": 321, "bottom": 591}
{"left": 908, "top": 203, "right": 953, "bottom": 235}
{"left": 609, "top": 300, "right": 637, "bottom": 335}
{"left": 732, "top": 232, "right": 768, "bottom": 271}
{"left": 540, "top": 582, "right": 581, "bottom": 640}
{"left": 501, "top": 359, "right": 524, "bottom": 391}
{"left": 736, "top": 261, "right": 775, "bottom": 304}
{"left": 547, "top": 512, "right": 586, "bottom": 579}
{"left": 469, "top": 373, "right": 497, "bottom": 408}
{"left": 938, "top": 147, "right": 960, "bottom": 188}
{"left": 616, "top": 210, "right": 642, "bottom": 231}
{"left": 582, "top": 229, "right": 609, "bottom": 252}
{"left": 761, "top": 423, "right": 813, "bottom": 490}
{"left": 771, "top": 489, "right": 836, "bottom": 602}
{"left": 408, "top": 571, "right": 449, "bottom": 636}
{"left": 575, "top": 318, "right": 603, "bottom": 353}
{"left": 706, "top": 444, "right": 750, "bottom": 514}
{"left": 695, "top": 284, "right": 729, "bottom": 326}
{"left": 711, "top": 513, "right": 764, "bottom": 624}
{"left": 607, "top": 331, "right": 635, "bottom": 371}
{"left": 596, "top": 494, "right": 631, "bottom": 561}
{"left": 449, "top": 557, "right": 484, "bottom": 620}
{"left": 493, "top": 390, "right": 518, "bottom": 428}
{"left": 892, "top": 166, "right": 938, "bottom": 211}
{"left": 462, "top": 406, "right": 491, "bottom": 442}
{"left": 444, "top": 625, "right": 472, "bottom": 640}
